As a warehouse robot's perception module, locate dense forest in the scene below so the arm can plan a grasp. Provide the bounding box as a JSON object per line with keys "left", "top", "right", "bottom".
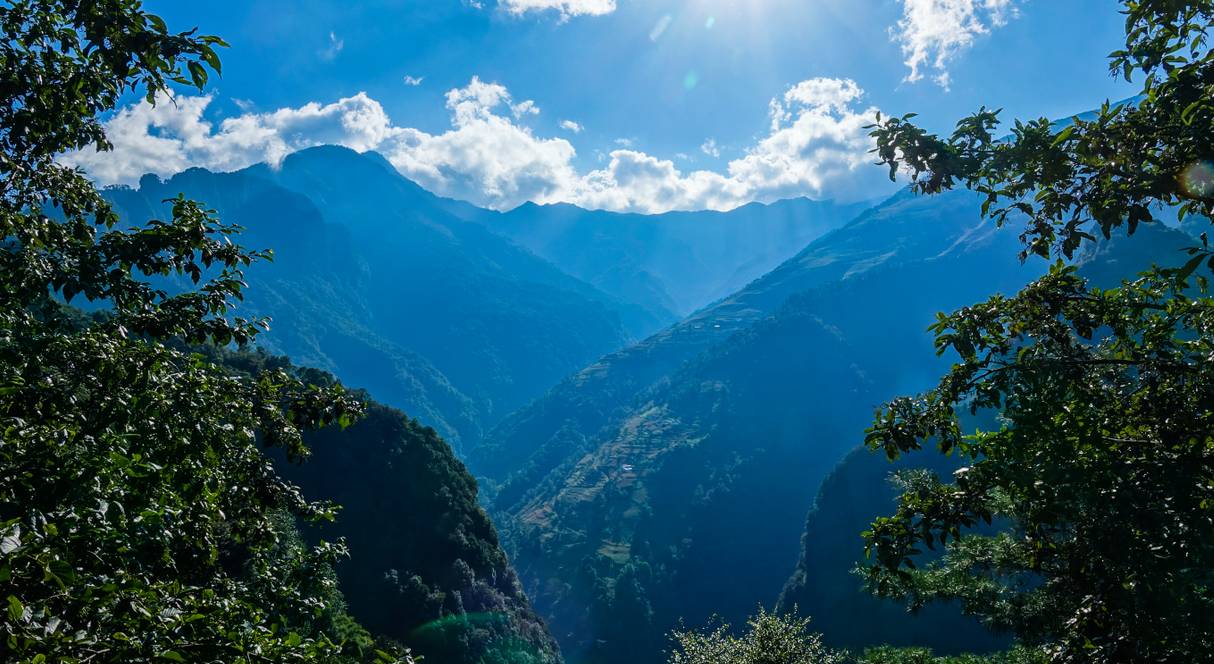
{"left": 3, "top": 1, "right": 1213, "bottom": 663}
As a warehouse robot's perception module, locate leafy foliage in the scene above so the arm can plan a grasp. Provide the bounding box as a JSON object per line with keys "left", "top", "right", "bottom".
{"left": 0, "top": 2, "right": 408, "bottom": 661}
{"left": 668, "top": 609, "right": 1044, "bottom": 664}
{"left": 668, "top": 608, "right": 842, "bottom": 664}
{"left": 860, "top": 2, "right": 1214, "bottom": 662}
{"left": 863, "top": 265, "right": 1214, "bottom": 660}
{"left": 855, "top": 646, "right": 1044, "bottom": 664}
{"left": 777, "top": 444, "right": 1007, "bottom": 654}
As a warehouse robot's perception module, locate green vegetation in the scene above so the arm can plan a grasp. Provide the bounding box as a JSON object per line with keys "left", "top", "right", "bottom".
{"left": 4, "top": 0, "right": 1210, "bottom": 663}
{"left": 669, "top": 608, "right": 842, "bottom": 664}
{"left": 858, "top": 1, "right": 1214, "bottom": 661}
{"left": 777, "top": 443, "right": 1007, "bottom": 655}
{"left": 0, "top": 3, "right": 560, "bottom": 663}
{"left": 0, "top": 2, "right": 405, "bottom": 660}
{"left": 486, "top": 183, "right": 1063, "bottom": 663}
{"left": 195, "top": 347, "right": 562, "bottom": 664}
{"left": 667, "top": 608, "right": 1043, "bottom": 664}
{"left": 854, "top": 646, "right": 1043, "bottom": 664}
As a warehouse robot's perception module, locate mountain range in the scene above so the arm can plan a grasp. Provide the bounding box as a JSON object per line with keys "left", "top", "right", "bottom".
{"left": 104, "top": 146, "right": 856, "bottom": 453}
{"left": 447, "top": 197, "right": 873, "bottom": 324}
{"left": 108, "top": 144, "right": 1196, "bottom": 664}
{"left": 469, "top": 184, "right": 1195, "bottom": 663}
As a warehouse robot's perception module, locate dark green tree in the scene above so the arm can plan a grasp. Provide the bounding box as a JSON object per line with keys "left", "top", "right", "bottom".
{"left": 0, "top": 2, "right": 407, "bottom": 661}
{"left": 859, "top": 2, "right": 1214, "bottom": 662}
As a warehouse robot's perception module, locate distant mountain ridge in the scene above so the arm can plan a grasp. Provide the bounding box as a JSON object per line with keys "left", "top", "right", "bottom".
{"left": 104, "top": 146, "right": 863, "bottom": 453}
{"left": 448, "top": 197, "right": 873, "bottom": 325}
{"left": 467, "top": 188, "right": 1012, "bottom": 486}
{"left": 105, "top": 146, "right": 642, "bottom": 450}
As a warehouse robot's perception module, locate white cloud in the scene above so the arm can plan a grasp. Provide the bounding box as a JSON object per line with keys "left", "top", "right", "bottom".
{"left": 781, "top": 78, "right": 863, "bottom": 113}
{"left": 61, "top": 92, "right": 401, "bottom": 185}
{"left": 320, "top": 31, "right": 344, "bottom": 61}
{"left": 560, "top": 120, "right": 584, "bottom": 133}
{"left": 64, "top": 76, "right": 889, "bottom": 213}
{"left": 573, "top": 77, "right": 885, "bottom": 212}
{"left": 511, "top": 99, "right": 540, "bottom": 118}
{"left": 402, "top": 75, "right": 425, "bottom": 86}
{"left": 382, "top": 78, "right": 578, "bottom": 207}
{"left": 700, "top": 138, "right": 720, "bottom": 158}
{"left": 499, "top": 0, "right": 616, "bottom": 19}
{"left": 893, "top": 0, "right": 1017, "bottom": 89}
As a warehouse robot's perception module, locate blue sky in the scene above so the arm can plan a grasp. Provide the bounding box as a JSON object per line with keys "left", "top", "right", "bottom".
{"left": 69, "top": 0, "right": 1136, "bottom": 213}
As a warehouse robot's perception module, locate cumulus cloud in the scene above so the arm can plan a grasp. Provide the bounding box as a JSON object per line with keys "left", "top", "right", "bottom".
{"left": 402, "top": 74, "right": 425, "bottom": 86}
{"left": 61, "top": 92, "right": 401, "bottom": 185}
{"left": 63, "top": 76, "right": 888, "bottom": 213}
{"left": 893, "top": 0, "right": 1017, "bottom": 89}
{"left": 382, "top": 78, "right": 579, "bottom": 208}
{"left": 560, "top": 120, "right": 583, "bottom": 133}
{"left": 574, "top": 78, "right": 885, "bottom": 212}
{"left": 700, "top": 138, "right": 720, "bottom": 158}
{"left": 499, "top": 0, "right": 616, "bottom": 19}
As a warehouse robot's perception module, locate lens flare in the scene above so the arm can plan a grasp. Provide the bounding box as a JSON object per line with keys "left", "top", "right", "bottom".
{"left": 1179, "top": 161, "right": 1214, "bottom": 199}
{"left": 649, "top": 14, "right": 672, "bottom": 42}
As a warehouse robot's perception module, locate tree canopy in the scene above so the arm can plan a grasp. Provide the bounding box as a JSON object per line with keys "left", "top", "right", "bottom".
{"left": 0, "top": 2, "right": 407, "bottom": 661}
{"left": 859, "top": 2, "right": 1214, "bottom": 662}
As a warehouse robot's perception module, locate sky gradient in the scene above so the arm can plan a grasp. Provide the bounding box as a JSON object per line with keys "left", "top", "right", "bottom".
{"left": 68, "top": 0, "right": 1137, "bottom": 213}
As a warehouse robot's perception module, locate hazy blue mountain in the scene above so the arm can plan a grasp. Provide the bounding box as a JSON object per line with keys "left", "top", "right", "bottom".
{"left": 450, "top": 197, "right": 873, "bottom": 323}
{"left": 469, "top": 188, "right": 1020, "bottom": 490}
{"left": 105, "top": 146, "right": 644, "bottom": 450}
{"left": 470, "top": 186, "right": 1039, "bottom": 662}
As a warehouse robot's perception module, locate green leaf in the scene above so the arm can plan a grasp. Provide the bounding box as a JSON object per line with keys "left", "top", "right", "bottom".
{"left": 1177, "top": 252, "right": 1206, "bottom": 281}
{"left": 1051, "top": 125, "right": 1075, "bottom": 147}
{"left": 1181, "top": 100, "right": 1203, "bottom": 124}
{"left": 7, "top": 595, "right": 24, "bottom": 623}
{"left": 187, "top": 61, "right": 208, "bottom": 89}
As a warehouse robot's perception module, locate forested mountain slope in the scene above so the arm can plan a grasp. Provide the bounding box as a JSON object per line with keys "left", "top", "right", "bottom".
{"left": 213, "top": 349, "right": 562, "bottom": 664}
{"left": 471, "top": 188, "right": 1013, "bottom": 492}
{"left": 480, "top": 181, "right": 1195, "bottom": 663}
{"left": 472, "top": 186, "right": 1044, "bottom": 663}
{"left": 105, "top": 146, "right": 643, "bottom": 450}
